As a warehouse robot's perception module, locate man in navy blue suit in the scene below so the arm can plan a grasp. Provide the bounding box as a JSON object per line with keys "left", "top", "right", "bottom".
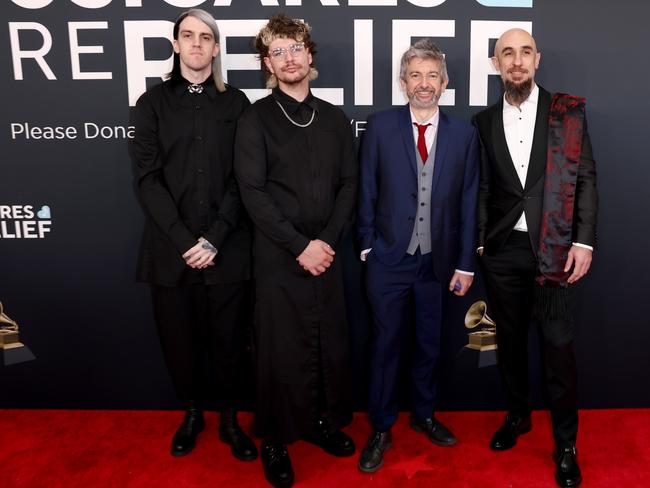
{"left": 357, "top": 39, "right": 479, "bottom": 473}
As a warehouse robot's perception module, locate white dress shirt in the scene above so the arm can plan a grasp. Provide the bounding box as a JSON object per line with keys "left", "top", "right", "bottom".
{"left": 503, "top": 83, "right": 538, "bottom": 232}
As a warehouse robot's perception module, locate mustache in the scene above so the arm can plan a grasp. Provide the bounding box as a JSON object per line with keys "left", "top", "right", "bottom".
{"left": 507, "top": 67, "right": 529, "bottom": 74}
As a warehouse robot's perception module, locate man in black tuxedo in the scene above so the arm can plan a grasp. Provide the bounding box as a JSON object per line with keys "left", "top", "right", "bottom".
{"left": 130, "top": 9, "right": 256, "bottom": 462}
{"left": 474, "top": 28, "right": 597, "bottom": 488}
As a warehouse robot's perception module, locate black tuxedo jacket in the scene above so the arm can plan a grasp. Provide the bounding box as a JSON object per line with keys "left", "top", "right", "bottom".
{"left": 474, "top": 86, "right": 598, "bottom": 256}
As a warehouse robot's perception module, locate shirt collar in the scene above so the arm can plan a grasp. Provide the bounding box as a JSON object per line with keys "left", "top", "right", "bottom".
{"left": 173, "top": 76, "right": 218, "bottom": 99}
{"left": 503, "top": 83, "right": 539, "bottom": 112}
{"left": 272, "top": 87, "right": 318, "bottom": 113}
{"left": 409, "top": 107, "right": 439, "bottom": 128}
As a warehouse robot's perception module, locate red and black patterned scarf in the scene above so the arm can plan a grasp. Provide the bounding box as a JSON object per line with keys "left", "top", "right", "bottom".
{"left": 534, "top": 93, "right": 586, "bottom": 320}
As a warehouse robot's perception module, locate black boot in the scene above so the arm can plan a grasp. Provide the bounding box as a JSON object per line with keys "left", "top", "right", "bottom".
{"left": 261, "top": 441, "right": 294, "bottom": 488}
{"left": 219, "top": 408, "right": 258, "bottom": 461}
{"left": 171, "top": 407, "right": 204, "bottom": 456}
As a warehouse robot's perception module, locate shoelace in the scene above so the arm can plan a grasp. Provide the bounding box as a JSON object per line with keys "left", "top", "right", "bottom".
{"left": 265, "top": 444, "right": 288, "bottom": 463}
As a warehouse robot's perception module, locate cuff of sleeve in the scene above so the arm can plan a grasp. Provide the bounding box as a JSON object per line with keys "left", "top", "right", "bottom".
{"left": 317, "top": 229, "right": 337, "bottom": 250}
{"left": 289, "top": 234, "right": 310, "bottom": 257}
{"left": 455, "top": 269, "right": 474, "bottom": 276}
{"left": 171, "top": 228, "right": 198, "bottom": 255}
{"left": 203, "top": 221, "right": 230, "bottom": 251}
{"left": 360, "top": 248, "right": 371, "bottom": 261}
{"left": 572, "top": 242, "right": 593, "bottom": 251}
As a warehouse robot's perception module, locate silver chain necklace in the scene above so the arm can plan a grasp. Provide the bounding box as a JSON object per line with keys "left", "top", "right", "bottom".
{"left": 275, "top": 100, "right": 315, "bottom": 128}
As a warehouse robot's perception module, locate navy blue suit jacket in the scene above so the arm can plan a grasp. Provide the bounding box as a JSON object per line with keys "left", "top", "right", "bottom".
{"left": 357, "top": 104, "right": 479, "bottom": 282}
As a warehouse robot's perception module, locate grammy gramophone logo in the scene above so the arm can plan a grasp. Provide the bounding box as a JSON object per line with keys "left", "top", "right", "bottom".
{"left": 464, "top": 300, "right": 497, "bottom": 351}
{"left": 0, "top": 301, "right": 23, "bottom": 349}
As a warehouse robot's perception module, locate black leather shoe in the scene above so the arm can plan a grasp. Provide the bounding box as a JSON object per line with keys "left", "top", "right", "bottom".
{"left": 358, "top": 431, "right": 392, "bottom": 473}
{"left": 489, "top": 414, "right": 532, "bottom": 451}
{"left": 261, "top": 441, "right": 294, "bottom": 488}
{"left": 410, "top": 415, "right": 457, "bottom": 446}
{"left": 219, "top": 408, "right": 258, "bottom": 461}
{"left": 554, "top": 446, "right": 582, "bottom": 487}
{"left": 171, "top": 407, "right": 204, "bottom": 456}
{"left": 304, "top": 418, "right": 355, "bottom": 457}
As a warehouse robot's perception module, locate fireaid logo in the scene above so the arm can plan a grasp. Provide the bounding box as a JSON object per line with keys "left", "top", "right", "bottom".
{"left": 0, "top": 204, "right": 52, "bottom": 239}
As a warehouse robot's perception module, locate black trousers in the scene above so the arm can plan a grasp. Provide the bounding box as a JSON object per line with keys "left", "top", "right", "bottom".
{"left": 480, "top": 231, "right": 578, "bottom": 449}
{"left": 150, "top": 282, "right": 250, "bottom": 407}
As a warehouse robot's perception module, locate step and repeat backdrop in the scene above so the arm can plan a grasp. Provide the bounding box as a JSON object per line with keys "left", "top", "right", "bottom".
{"left": 1, "top": 0, "right": 649, "bottom": 410}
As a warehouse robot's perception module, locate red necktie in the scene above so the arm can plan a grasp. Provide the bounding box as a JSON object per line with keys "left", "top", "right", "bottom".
{"left": 414, "top": 123, "right": 431, "bottom": 163}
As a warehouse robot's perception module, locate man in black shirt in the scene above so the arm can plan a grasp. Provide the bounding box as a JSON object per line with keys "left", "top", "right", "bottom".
{"left": 234, "top": 14, "right": 357, "bottom": 488}
{"left": 130, "top": 9, "right": 256, "bottom": 462}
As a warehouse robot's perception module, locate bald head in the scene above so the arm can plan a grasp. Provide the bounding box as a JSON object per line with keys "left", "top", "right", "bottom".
{"left": 494, "top": 28, "right": 537, "bottom": 58}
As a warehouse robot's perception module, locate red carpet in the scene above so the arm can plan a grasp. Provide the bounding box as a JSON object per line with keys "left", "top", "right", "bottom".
{"left": 1, "top": 409, "right": 648, "bottom": 487}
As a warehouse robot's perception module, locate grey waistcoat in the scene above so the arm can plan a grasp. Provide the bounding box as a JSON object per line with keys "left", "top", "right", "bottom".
{"left": 407, "top": 133, "right": 437, "bottom": 255}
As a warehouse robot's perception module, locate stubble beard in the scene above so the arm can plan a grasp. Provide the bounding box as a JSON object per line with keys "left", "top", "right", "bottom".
{"left": 408, "top": 89, "right": 440, "bottom": 110}
{"left": 277, "top": 62, "right": 310, "bottom": 86}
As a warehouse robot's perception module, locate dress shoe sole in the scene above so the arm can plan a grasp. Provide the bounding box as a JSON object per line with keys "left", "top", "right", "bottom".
{"left": 409, "top": 423, "right": 458, "bottom": 447}
{"left": 489, "top": 423, "right": 532, "bottom": 451}
{"left": 357, "top": 442, "right": 392, "bottom": 474}
{"left": 219, "top": 433, "right": 258, "bottom": 461}
{"left": 171, "top": 440, "right": 196, "bottom": 457}
{"left": 555, "top": 472, "right": 582, "bottom": 488}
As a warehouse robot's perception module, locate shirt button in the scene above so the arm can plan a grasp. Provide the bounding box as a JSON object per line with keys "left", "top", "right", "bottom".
{"left": 422, "top": 187, "right": 426, "bottom": 191}
{"left": 198, "top": 168, "right": 204, "bottom": 173}
{"left": 422, "top": 172, "right": 427, "bottom": 177}
{"left": 419, "top": 217, "right": 424, "bottom": 221}
{"left": 195, "top": 105, "right": 201, "bottom": 110}
{"left": 195, "top": 136, "right": 203, "bottom": 140}
{"left": 420, "top": 202, "right": 425, "bottom": 206}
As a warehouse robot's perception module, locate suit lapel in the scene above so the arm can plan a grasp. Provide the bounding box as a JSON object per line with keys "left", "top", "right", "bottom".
{"left": 431, "top": 110, "right": 449, "bottom": 195}
{"left": 398, "top": 104, "right": 418, "bottom": 176}
{"left": 491, "top": 99, "right": 524, "bottom": 192}
{"left": 524, "top": 86, "right": 551, "bottom": 190}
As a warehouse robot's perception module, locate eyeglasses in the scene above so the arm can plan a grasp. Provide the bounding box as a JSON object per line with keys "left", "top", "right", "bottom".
{"left": 269, "top": 43, "right": 305, "bottom": 59}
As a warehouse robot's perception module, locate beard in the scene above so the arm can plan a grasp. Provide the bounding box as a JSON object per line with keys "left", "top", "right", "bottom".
{"left": 408, "top": 88, "right": 440, "bottom": 109}
{"left": 504, "top": 76, "right": 533, "bottom": 106}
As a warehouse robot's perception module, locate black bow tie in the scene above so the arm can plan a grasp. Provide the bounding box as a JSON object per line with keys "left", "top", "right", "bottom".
{"left": 188, "top": 83, "right": 204, "bottom": 94}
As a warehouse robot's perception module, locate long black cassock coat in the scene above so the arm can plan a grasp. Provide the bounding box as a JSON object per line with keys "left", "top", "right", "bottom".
{"left": 234, "top": 89, "right": 357, "bottom": 443}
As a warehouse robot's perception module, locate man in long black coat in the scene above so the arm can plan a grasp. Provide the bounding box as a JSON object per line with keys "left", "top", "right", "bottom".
{"left": 234, "top": 14, "right": 357, "bottom": 488}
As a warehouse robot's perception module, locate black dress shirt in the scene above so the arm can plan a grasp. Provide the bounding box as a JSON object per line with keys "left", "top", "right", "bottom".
{"left": 235, "top": 88, "right": 357, "bottom": 257}
{"left": 130, "top": 77, "right": 250, "bottom": 286}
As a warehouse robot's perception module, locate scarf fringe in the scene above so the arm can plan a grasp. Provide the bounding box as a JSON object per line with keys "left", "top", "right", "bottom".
{"left": 533, "top": 283, "right": 572, "bottom": 322}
